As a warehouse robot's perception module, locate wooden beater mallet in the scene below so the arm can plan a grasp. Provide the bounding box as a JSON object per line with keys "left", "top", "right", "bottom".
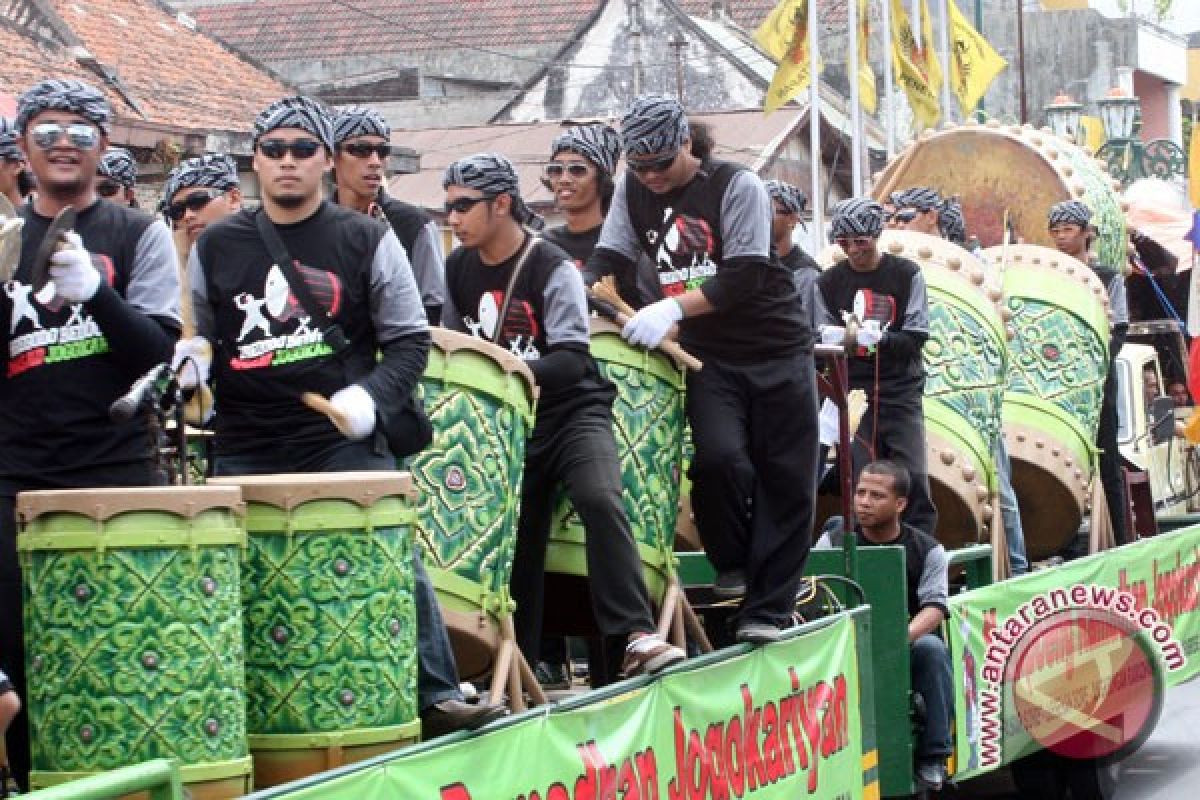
{"left": 589, "top": 276, "right": 703, "bottom": 372}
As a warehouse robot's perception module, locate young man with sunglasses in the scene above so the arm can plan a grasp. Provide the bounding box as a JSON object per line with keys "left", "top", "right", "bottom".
{"left": 0, "top": 78, "right": 182, "bottom": 789}
{"left": 0, "top": 119, "right": 31, "bottom": 207}
{"left": 95, "top": 146, "right": 138, "bottom": 208}
{"left": 586, "top": 94, "right": 817, "bottom": 644}
{"left": 815, "top": 198, "right": 937, "bottom": 537}
{"left": 887, "top": 186, "right": 942, "bottom": 234}
{"left": 441, "top": 152, "right": 686, "bottom": 678}
{"left": 161, "top": 154, "right": 243, "bottom": 250}
{"left": 765, "top": 179, "right": 820, "bottom": 326}
{"left": 331, "top": 107, "right": 446, "bottom": 325}
{"left": 176, "top": 96, "right": 505, "bottom": 737}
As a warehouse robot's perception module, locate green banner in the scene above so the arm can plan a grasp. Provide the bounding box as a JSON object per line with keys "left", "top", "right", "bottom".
{"left": 260, "top": 616, "right": 864, "bottom": 800}
{"left": 947, "top": 526, "right": 1200, "bottom": 779}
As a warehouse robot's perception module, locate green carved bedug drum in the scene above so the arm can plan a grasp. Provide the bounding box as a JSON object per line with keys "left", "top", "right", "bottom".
{"left": 209, "top": 472, "right": 420, "bottom": 788}
{"left": 17, "top": 486, "right": 252, "bottom": 798}
{"left": 983, "top": 243, "right": 1111, "bottom": 560}
{"left": 879, "top": 231, "right": 1008, "bottom": 548}
{"left": 408, "top": 329, "right": 537, "bottom": 680}
{"left": 547, "top": 318, "right": 687, "bottom": 605}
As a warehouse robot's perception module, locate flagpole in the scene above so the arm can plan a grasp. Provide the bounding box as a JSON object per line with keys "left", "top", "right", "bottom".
{"left": 848, "top": 0, "right": 863, "bottom": 195}
{"left": 881, "top": 0, "right": 897, "bottom": 157}
{"left": 938, "top": 0, "right": 954, "bottom": 123}
{"left": 809, "top": 0, "right": 824, "bottom": 253}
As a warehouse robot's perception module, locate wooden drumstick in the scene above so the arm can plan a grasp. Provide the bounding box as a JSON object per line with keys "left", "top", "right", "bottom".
{"left": 301, "top": 391, "right": 353, "bottom": 436}
{"left": 174, "top": 226, "right": 215, "bottom": 424}
{"left": 591, "top": 277, "right": 704, "bottom": 372}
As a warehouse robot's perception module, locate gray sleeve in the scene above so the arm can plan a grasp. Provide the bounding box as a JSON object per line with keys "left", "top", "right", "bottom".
{"left": 595, "top": 174, "right": 644, "bottom": 262}
{"left": 917, "top": 544, "right": 950, "bottom": 615}
{"left": 369, "top": 230, "right": 429, "bottom": 342}
{"left": 409, "top": 221, "right": 447, "bottom": 308}
{"left": 814, "top": 532, "right": 834, "bottom": 549}
{"left": 188, "top": 245, "right": 214, "bottom": 340}
{"left": 542, "top": 257, "right": 591, "bottom": 347}
{"left": 719, "top": 171, "right": 772, "bottom": 260}
{"left": 904, "top": 270, "right": 930, "bottom": 335}
{"left": 128, "top": 220, "right": 182, "bottom": 325}
{"left": 813, "top": 278, "right": 836, "bottom": 328}
{"left": 1108, "top": 274, "right": 1129, "bottom": 326}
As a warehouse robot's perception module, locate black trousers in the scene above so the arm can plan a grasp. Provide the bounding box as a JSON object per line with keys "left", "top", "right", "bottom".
{"left": 687, "top": 352, "right": 819, "bottom": 628}
{"left": 511, "top": 402, "right": 656, "bottom": 665}
{"left": 851, "top": 396, "right": 938, "bottom": 537}
{"left": 1097, "top": 366, "right": 1130, "bottom": 545}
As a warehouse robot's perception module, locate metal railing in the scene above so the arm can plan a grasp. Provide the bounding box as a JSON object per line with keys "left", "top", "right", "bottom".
{"left": 22, "top": 760, "right": 182, "bottom": 800}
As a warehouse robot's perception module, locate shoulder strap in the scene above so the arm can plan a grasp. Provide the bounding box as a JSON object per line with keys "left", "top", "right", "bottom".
{"left": 492, "top": 234, "right": 539, "bottom": 344}
{"left": 254, "top": 207, "right": 349, "bottom": 353}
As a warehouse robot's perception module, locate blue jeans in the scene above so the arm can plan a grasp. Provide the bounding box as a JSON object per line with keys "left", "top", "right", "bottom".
{"left": 996, "top": 439, "right": 1028, "bottom": 576}
{"left": 215, "top": 438, "right": 462, "bottom": 710}
{"left": 911, "top": 633, "right": 953, "bottom": 759}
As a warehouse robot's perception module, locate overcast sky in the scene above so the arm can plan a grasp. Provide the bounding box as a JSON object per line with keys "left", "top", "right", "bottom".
{"left": 1087, "top": 0, "right": 1200, "bottom": 35}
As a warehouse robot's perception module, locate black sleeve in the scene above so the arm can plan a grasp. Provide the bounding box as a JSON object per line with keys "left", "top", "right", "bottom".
{"left": 699, "top": 255, "right": 770, "bottom": 309}
{"left": 879, "top": 329, "right": 928, "bottom": 361}
{"left": 86, "top": 283, "right": 179, "bottom": 372}
{"left": 528, "top": 342, "right": 591, "bottom": 394}
{"left": 584, "top": 246, "right": 641, "bottom": 308}
{"left": 360, "top": 331, "right": 431, "bottom": 405}
{"left": 424, "top": 304, "right": 442, "bottom": 327}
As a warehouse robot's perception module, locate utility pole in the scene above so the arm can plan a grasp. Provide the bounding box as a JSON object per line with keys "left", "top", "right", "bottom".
{"left": 630, "top": 0, "right": 645, "bottom": 96}
{"left": 669, "top": 33, "right": 689, "bottom": 103}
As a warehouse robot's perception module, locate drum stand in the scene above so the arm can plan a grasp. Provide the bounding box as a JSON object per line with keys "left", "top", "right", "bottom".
{"left": 486, "top": 616, "right": 546, "bottom": 711}
{"left": 657, "top": 576, "right": 714, "bottom": 653}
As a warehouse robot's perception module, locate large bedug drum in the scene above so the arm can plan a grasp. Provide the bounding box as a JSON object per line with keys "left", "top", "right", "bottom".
{"left": 873, "top": 121, "right": 1127, "bottom": 271}
{"left": 407, "top": 329, "right": 537, "bottom": 680}
{"left": 984, "top": 244, "right": 1111, "bottom": 560}
{"left": 547, "top": 318, "right": 687, "bottom": 607}
{"left": 209, "top": 472, "right": 420, "bottom": 788}
{"left": 17, "top": 485, "right": 252, "bottom": 797}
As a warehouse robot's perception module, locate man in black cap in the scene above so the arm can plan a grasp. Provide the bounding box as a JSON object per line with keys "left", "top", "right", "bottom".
{"left": 0, "top": 119, "right": 31, "bottom": 207}
{"left": 441, "top": 151, "right": 686, "bottom": 676}
{"left": 161, "top": 153, "right": 243, "bottom": 251}
{"left": 586, "top": 94, "right": 817, "bottom": 644}
{"left": 0, "top": 78, "right": 181, "bottom": 788}
{"left": 888, "top": 186, "right": 942, "bottom": 234}
{"left": 765, "top": 179, "right": 820, "bottom": 327}
{"left": 1048, "top": 199, "right": 1130, "bottom": 545}
{"left": 96, "top": 146, "right": 138, "bottom": 207}
{"left": 816, "top": 197, "right": 937, "bottom": 537}
{"left": 177, "top": 95, "right": 505, "bottom": 736}
{"left": 331, "top": 106, "right": 446, "bottom": 325}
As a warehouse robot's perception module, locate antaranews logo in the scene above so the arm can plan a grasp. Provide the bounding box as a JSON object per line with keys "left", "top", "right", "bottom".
{"left": 976, "top": 584, "right": 1185, "bottom": 767}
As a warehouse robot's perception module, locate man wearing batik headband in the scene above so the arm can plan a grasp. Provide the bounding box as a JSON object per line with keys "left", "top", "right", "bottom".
{"left": 0, "top": 118, "right": 30, "bottom": 206}
{"left": 177, "top": 96, "right": 503, "bottom": 737}
{"left": 936, "top": 197, "right": 966, "bottom": 246}
{"left": 331, "top": 106, "right": 446, "bottom": 324}
{"left": 0, "top": 78, "right": 181, "bottom": 789}
{"left": 441, "top": 152, "right": 686, "bottom": 678}
{"left": 586, "top": 94, "right": 817, "bottom": 645}
{"left": 765, "top": 179, "right": 820, "bottom": 327}
{"left": 889, "top": 186, "right": 942, "bottom": 235}
{"left": 1048, "top": 199, "right": 1131, "bottom": 545}
{"left": 816, "top": 198, "right": 937, "bottom": 537}
{"left": 161, "top": 153, "right": 242, "bottom": 250}
{"left": 96, "top": 146, "right": 138, "bottom": 207}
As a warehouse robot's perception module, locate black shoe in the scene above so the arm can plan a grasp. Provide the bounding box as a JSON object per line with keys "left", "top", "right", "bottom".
{"left": 421, "top": 698, "right": 508, "bottom": 739}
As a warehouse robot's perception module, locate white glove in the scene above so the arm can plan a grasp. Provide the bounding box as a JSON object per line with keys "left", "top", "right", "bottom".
{"left": 48, "top": 231, "right": 101, "bottom": 304}
{"left": 818, "top": 398, "right": 840, "bottom": 446}
{"left": 857, "top": 319, "right": 883, "bottom": 348}
{"left": 820, "top": 325, "right": 846, "bottom": 346}
{"left": 172, "top": 337, "right": 212, "bottom": 390}
{"left": 622, "top": 297, "right": 683, "bottom": 349}
{"left": 329, "top": 384, "right": 377, "bottom": 440}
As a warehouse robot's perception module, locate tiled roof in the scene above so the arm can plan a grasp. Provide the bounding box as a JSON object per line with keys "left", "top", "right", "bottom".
{"left": 1, "top": 0, "right": 289, "bottom": 135}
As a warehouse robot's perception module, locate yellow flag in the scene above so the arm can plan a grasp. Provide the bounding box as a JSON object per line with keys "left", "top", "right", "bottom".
{"left": 947, "top": 0, "right": 1007, "bottom": 115}
{"left": 756, "top": 0, "right": 822, "bottom": 114}
{"left": 890, "top": 0, "right": 941, "bottom": 129}
{"left": 1189, "top": 128, "right": 1200, "bottom": 209}
{"left": 853, "top": 0, "right": 877, "bottom": 114}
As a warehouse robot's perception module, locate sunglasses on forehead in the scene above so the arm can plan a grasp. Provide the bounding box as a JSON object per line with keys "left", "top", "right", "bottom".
{"left": 29, "top": 122, "right": 100, "bottom": 151}
{"left": 627, "top": 151, "right": 678, "bottom": 174}
{"left": 339, "top": 142, "right": 391, "bottom": 159}
{"left": 444, "top": 195, "right": 491, "bottom": 214}
{"left": 166, "top": 188, "right": 225, "bottom": 221}
{"left": 258, "top": 138, "right": 322, "bottom": 160}
{"left": 543, "top": 162, "right": 591, "bottom": 180}
{"left": 96, "top": 180, "right": 122, "bottom": 198}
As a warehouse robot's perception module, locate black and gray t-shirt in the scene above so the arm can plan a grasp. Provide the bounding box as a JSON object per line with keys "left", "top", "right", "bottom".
{"left": 817, "top": 522, "right": 948, "bottom": 619}
{"left": 782, "top": 245, "right": 821, "bottom": 330}
{"left": 0, "top": 199, "right": 180, "bottom": 487}
{"left": 375, "top": 192, "right": 447, "bottom": 323}
{"left": 544, "top": 223, "right": 662, "bottom": 309}
{"left": 191, "top": 201, "right": 428, "bottom": 455}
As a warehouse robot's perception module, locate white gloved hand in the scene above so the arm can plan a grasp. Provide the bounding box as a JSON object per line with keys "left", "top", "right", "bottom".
{"left": 329, "top": 384, "right": 377, "bottom": 440}
{"left": 172, "top": 337, "right": 213, "bottom": 390}
{"left": 622, "top": 297, "right": 683, "bottom": 349}
{"left": 857, "top": 319, "right": 883, "bottom": 348}
{"left": 818, "top": 398, "right": 841, "bottom": 446}
{"left": 820, "top": 325, "right": 846, "bottom": 346}
{"left": 48, "top": 231, "right": 101, "bottom": 304}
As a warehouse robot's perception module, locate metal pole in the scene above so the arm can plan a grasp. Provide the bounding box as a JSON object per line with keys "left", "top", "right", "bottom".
{"left": 630, "top": 0, "right": 644, "bottom": 96}
{"left": 938, "top": 0, "right": 954, "bottom": 123}
{"left": 881, "top": 0, "right": 897, "bottom": 156}
{"left": 848, "top": 0, "right": 863, "bottom": 194}
{"left": 809, "top": 0, "right": 824, "bottom": 253}
{"left": 669, "top": 34, "right": 688, "bottom": 103}
{"left": 973, "top": 0, "right": 985, "bottom": 117}
{"left": 1016, "top": 0, "right": 1027, "bottom": 123}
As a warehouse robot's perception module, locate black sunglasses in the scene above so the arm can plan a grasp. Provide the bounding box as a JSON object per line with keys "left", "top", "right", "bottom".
{"left": 340, "top": 142, "right": 392, "bottom": 159}
{"left": 444, "top": 196, "right": 491, "bottom": 214}
{"left": 29, "top": 122, "right": 100, "bottom": 151}
{"left": 627, "top": 152, "right": 678, "bottom": 174}
{"left": 544, "top": 162, "right": 591, "bottom": 180}
{"left": 888, "top": 209, "right": 920, "bottom": 224}
{"left": 258, "top": 138, "right": 322, "bottom": 160}
{"left": 166, "top": 188, "right": 225, "bottom": 221}
{"left": 96, "top": 180, "right": 122, "bottom": 198}
{"left": 835, "top": 236, "right": 876, "bottom": 249}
